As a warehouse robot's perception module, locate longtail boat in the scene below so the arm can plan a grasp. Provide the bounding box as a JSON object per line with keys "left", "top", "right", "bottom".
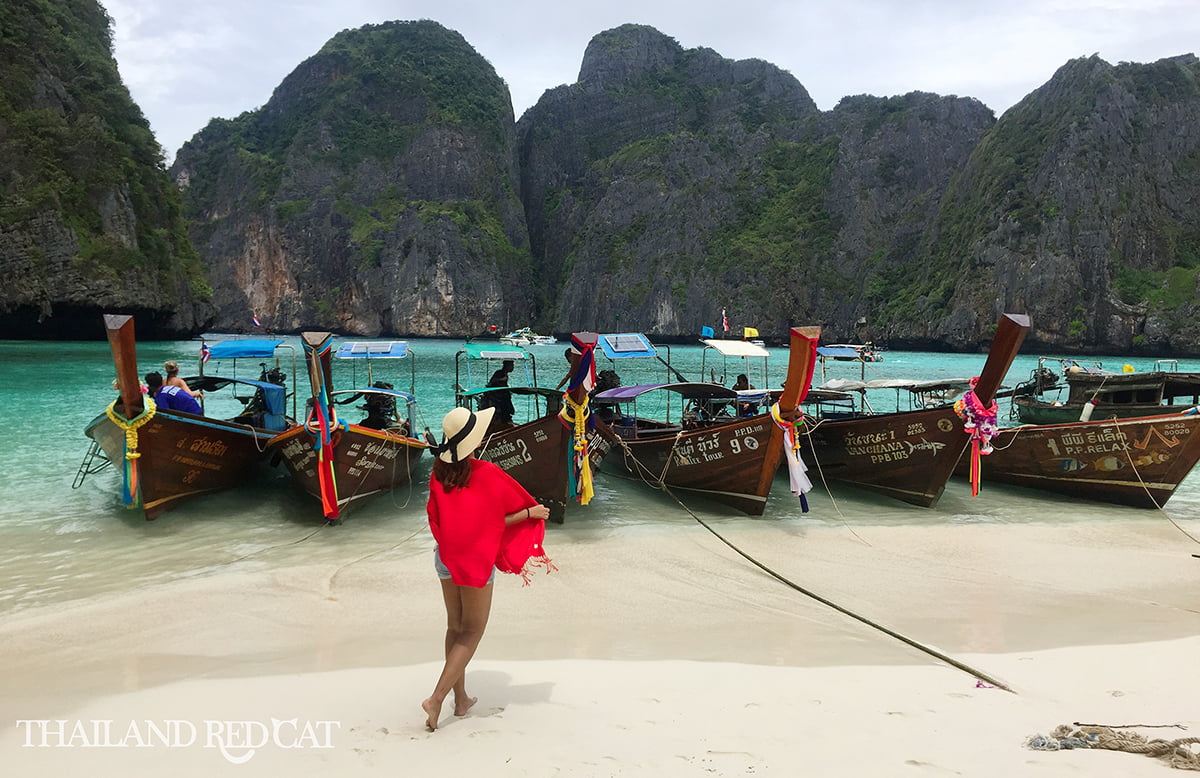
{"left": 268, "top": 333, "right": 427, "bottom": 522}
{"left": 799, "top": 313, "right": 1031, "bottom": 507}
{"left": 961, "top": 411, "right": 1200, "bottom": 508}
{"left": 1013, "top": 358, "right": 1200, "bottom": 424}
{"left": 454, "top": 333, "right": 610, "bottom": 523}
{"left": 594, "top": 327, "right": 821, "bottom": 515}
{"left": 80, "top": 314, "right": 295, "bottom": 519}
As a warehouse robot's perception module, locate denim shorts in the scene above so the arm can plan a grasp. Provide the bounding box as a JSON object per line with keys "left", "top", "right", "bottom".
{"left": 434, "top": 546, "right": 495, "bottom": 585}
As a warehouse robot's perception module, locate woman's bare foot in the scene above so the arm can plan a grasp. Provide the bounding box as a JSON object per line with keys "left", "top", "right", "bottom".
{"left": 422, "top": 697, "right": 442, "bottom": 731}
{"left": 453, "top": 695, "right": 478, "bottom": 717}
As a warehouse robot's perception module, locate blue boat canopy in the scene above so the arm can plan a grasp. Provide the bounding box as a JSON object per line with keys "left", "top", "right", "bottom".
{"left": 597, "top": 333, "right": 657, "bottom": 360}
{"left": 816, "top": 346, "right": 862, "bottom": 359}
{"left": 207, "top": 339, "right": 284, "bottom": 359}
{"left": 336, "top": 341, "right": 409, "bottom": 359}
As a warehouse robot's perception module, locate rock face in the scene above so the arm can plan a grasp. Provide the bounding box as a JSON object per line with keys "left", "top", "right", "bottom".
{"left": 0, "top": 0, "right": 211, "bottom": 338}
{"left": 171, "top": 20, "right": 531, "bottom": 336}
{"left": 518, "top": 25, "right": 990, "bottom": 343}
{"left": 9, "top": 11, "right": 1200, "bottom": 354}
{"left": 518, "top": 31, "right": 1200, "bottom": 352}
{"left": 913, "top": 54, "right": 1200, "bottom": 353}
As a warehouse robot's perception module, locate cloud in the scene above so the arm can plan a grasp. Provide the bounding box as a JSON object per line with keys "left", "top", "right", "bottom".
{"left": 100, "top": 0, "right": 1200, "bottom": 161}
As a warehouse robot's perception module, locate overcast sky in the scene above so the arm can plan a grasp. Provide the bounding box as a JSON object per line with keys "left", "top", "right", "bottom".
{"left": 103, "top": 0, "right": 1199, "bottom": 162}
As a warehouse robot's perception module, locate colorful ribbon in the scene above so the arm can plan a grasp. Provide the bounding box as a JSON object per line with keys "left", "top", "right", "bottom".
{"left": 105, "top": 396, "right": 157, "bottom": 506}
{"left": 558, "top": 392, "right": 593, "bottom": 505}
{"left": 770, "top": 402, "right": 812, "bottom": 512}
{"left": 953, "top": 377, "right": 999, "bottom": 497}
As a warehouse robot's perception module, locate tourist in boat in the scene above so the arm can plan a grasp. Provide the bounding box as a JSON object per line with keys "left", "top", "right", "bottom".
{"left": 483, "top": 360, "right": 516, "bottom": 426}
{"left": 732, "top": 374, "right": 756, "bottom": 416}
{"left": 422, "top": 406, "right": 553, "bottom": 731}
{"left": 144, "top": 371, "right": 202, "bottom": 415}
{"left": 554, "top": 346, "right": 580, "bottom": 390}
{"left": 163, "top": 360, "right": 203, "bottom": 399}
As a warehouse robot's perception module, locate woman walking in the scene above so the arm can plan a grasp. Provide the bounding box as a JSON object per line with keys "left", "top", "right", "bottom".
{"left": 422, "top": 406, "right": 553, "bottom": 731}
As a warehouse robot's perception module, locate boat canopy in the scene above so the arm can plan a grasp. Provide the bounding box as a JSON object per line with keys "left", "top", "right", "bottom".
{"left": 597, "top": 333, "right": 658, "bottom": 360}
{"left": 207, "top": 339, "right": 285, "bottom": 359}
{"left": 700, "top": 339, "right": 770, "bottom": 358}
{"left": 335, "top": 341, "right": 409, "bottom": 359}
{"left": 461, "top": 342, "right": 532, "bottom": 361}
{"left": 459, "top": 385, "right": 561, "bottom": 400}
{"left": 818, "top": 377, "right": 972, "bottom": 393}
{"left": 816, "top": 346, "right": 863, "bottom": 360}
{"left": 595, "top": 382, "right": 741, "bottom": 402}
{"left": 331, "top": 387, "right": 416, "bottom": 405}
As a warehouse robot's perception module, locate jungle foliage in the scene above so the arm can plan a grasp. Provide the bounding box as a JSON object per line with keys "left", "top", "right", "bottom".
{"left": 0, "top": 0, "right": 204, "bottom": 293}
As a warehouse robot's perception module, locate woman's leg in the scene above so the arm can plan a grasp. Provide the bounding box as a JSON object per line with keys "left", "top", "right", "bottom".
{"left": 423, "top": 580, "right": 493, "bottom": 730}
{"left": 438, "top": 578, "right": 480, "bottom": 716}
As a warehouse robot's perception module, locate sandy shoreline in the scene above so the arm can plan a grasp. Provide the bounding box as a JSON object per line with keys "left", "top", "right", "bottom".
{"left": 2, "top": 518, "right": 1198, "bottom": 775}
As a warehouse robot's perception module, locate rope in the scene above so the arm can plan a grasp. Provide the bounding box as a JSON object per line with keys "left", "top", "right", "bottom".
{"left": 1027, "top": 724, "right": 1200, "bottom": 770}
{"left": 1111, "top": 419, "right": 1200, "bottom": 547}
{"left": 603, "top": 429, "right": 1012, "bottom": 692}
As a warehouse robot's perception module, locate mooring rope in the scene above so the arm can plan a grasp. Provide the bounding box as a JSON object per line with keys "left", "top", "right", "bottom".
{"left": 1027, "top": 724, "right": 1200, "bottom": 770}
{"left": 1111, "top": 418, "right": 1200, "bottom": 547}
{"left": 603, "top": 429, "right": 1014, "bottom": 692}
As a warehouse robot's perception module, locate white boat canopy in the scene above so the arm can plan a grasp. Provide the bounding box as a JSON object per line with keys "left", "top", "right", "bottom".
{"left": 700, "top": 338, "right": 770, "bottom": 358}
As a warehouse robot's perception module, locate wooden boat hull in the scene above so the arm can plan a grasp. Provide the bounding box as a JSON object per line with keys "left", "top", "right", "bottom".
{"left": 1013, "top": 396, "right": 1195, "bottom": 425}
{"left": 599, "top": 413, "right": 780, "bottom": 515}
{"left": 801, "top": 313, "right": 1031, "bottom": 507}
{"left": 801, "top": 406, "right": 970, "bottom": 507}
{"left": 85, "top": 405, "right": 274, "bottom": 520}
{"left": 269, "top": 424, "right": 426, "bottom": 515}
{"left": 964, "top": 413, "right": 1200, "bottom": 508}
{"left": 478, "top": 414, "right": 612, "bottom": 523}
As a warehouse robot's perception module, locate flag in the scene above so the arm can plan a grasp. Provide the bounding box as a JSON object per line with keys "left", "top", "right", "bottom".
{"left": 744, "top": 327, "right": 759, "bottom": 339}
{"left": 721, "top": 309, "right": 729, "bottom": 332}
{"left": 200, "top": 341, "right": 211, "bottom": 364}
{"left": 700, "top": 326, "right": 715, "bottom": 339}
{"left": 252, "top": 314, "right": 261, "bottom": 328}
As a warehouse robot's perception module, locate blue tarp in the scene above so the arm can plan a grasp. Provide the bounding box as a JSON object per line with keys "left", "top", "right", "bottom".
{"left": 207, "top": 339, "right": 284, "bottom": 359}
{"left": 238, "top": 379, "right": 287, "bottom": 431}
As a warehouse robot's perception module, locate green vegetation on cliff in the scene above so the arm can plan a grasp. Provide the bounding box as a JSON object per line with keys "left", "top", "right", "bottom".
{"left": 0, "top": 0, "right": 206, "bottom": 297}
{"left": 180, "top": 20, "right": 513, "bottom": 210}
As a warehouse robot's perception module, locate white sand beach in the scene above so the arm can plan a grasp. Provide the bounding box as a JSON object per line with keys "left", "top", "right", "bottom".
{"left": 2, "top": 517, "right": 1198, "bottom": 776}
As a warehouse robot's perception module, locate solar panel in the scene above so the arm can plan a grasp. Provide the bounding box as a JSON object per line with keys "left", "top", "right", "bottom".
{"left": 604, "top": 334, "right": 648, "bottom": 352}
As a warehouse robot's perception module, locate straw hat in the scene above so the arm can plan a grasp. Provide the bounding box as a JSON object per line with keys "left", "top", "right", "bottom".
{"left": 435, "top": 406, "right": 495, "bottom": 463}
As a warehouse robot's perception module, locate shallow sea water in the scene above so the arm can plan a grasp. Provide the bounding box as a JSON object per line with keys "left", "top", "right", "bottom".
{"left": 1, "top": 335, "right": 1196, "bottom": 616}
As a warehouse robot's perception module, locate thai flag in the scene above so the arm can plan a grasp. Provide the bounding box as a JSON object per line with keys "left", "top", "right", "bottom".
{"left": 201, "top": 342, "right": 211, "bottom": 364}
{"left": 252, "top": 314, "right": 261, "bottom": 328}
{"left": 721, "top": 309, "right": 729, "bottom": 332}
{"left": 567, "top": 334, "right": 597, "bottom": 393}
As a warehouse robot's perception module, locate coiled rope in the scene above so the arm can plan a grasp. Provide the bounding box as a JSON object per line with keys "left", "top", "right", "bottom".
{"left": 1027, "top": 724, "right": 1200, "bottom": 770}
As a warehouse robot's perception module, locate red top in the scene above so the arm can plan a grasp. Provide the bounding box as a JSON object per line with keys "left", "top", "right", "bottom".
{"left": 427, "top": 459, "right": 546, "bottom": 587}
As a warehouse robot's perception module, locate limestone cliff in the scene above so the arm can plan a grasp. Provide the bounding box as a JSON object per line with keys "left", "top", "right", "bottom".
{"left": 910, "top": 54, "right": 1200, "bottom": 353}
{"left": 0, "top": 0, "right": 211, "bottom": 338}
{"left": 171, "top": 20, "right": 531, "bottom": 336}
{"left": 518, "top": 25, "right": 989, "bottom": 344}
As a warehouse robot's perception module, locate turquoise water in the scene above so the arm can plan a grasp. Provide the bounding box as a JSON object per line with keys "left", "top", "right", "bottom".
{"left": 1, "top": 335, "right": 1197, "bottom": 617}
